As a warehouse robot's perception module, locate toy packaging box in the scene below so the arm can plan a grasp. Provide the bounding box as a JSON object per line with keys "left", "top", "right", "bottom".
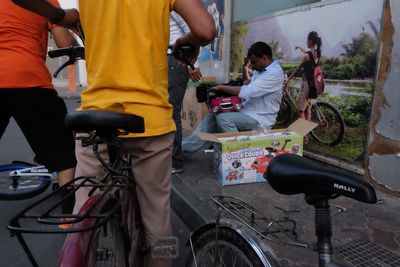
{"left": 197, "top": 119, "right": 317, "bottom": 186}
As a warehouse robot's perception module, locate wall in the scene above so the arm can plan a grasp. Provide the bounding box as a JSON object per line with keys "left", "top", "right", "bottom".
{"left": 232, "top": 0, "right": 319, "bottom": 22}
{"left": 366, "top": 0, "right": 400, "bottom": 197}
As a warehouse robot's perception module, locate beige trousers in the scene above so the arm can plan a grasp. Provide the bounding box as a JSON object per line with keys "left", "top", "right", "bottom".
{"left": 74, "top": 132, "right": 174, "bottom": 267}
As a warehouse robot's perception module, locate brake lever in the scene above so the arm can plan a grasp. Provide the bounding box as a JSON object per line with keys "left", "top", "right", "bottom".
{"left": 53, "top": 57, "right": 75, "bottom": 78}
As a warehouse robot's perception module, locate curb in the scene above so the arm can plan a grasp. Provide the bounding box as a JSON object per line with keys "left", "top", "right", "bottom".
{"left": 60, "top": 95, "right": 81, "bottom": 100}
{"left": 171, "top": 174, "right": 216, "bottom": 230}
{"left": 304, "top": 150, "right": 364, "bottom": 175}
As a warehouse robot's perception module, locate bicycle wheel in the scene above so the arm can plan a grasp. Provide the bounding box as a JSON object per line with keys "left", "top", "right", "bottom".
{"left": 84, "top": 215, "right": 127, "bottom": 267}
{"left": 310, "top": 102, "right": 345, "bottom": 146}
{"left": 275, "top": 98, "right": 291, "bottom": 125}
{"left": 188, "top": 227, "right": 265, "bottom": 267}
{"left": 0, "top": 164, "right": 50, "bottom": 200}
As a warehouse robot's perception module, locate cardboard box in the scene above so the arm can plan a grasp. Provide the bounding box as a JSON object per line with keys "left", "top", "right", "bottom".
{"left": 181, "top": 86, "right": 208, "bottom": 131}
{"left": 181, "top": 77, "right": 216, "bottom": 131}
{"left": 198, "top": 119, "right": 317, "bottom": 186}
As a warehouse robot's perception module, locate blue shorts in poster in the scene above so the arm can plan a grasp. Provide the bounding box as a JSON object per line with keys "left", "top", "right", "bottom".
{"left": 199, "top": 0, "right": 225, "bottom": 62}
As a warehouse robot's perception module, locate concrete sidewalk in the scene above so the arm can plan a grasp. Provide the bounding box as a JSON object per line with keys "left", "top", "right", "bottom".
{"left": 171, "top": 149, "right": 400, "bottom": 267}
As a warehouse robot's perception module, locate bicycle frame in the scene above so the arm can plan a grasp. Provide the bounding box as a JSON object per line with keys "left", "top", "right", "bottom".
{"left": 311, "top": 101, "right": 328, "bottom": 125}
{"left": 8, "top": 130, "right": 178, "bottom": 266}
{"left": 282, "top": 83, "right": 317, "bottom": 115}
{"left": 9, "top": 165, "right": 56, "bottom": 179}
{"left": 283, "top": 84, "right": 299, "bottom": 110}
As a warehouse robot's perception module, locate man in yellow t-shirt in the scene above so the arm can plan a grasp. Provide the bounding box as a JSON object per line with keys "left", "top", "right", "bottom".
{"left": 12, "top": 0, "right": 215, "bottom": 266}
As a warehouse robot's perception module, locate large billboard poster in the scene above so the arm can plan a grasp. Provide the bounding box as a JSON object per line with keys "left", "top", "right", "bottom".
{"left": 230, "top": 0, "right": 384, "bottom": 164}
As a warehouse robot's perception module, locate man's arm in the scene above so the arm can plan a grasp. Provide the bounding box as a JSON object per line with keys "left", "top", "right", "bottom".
{"left": 240, "top": 72, "right": 283, "bottom": 100}
{"left": 211, "top": 85, "right": 242, "bottom": 96}
{"left": 51, "top": 27, "right": 79, "bottom": 48}
{"left": 173, "top": 0, "right": 216, "bottom": 47}
{"left": 11, "top": 0, "right": 79, "bottom": 31}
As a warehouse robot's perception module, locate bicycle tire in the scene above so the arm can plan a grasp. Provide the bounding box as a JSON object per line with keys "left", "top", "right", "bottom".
{"left": 0, "top": 164, "right": 50, "bottom": 200}
{"left": 84, "top": 209, "right": 127, "bottom": 267}
{"left": 310, "top": 102, "right": 345, "bottom": 146}
{"left": 188, "top": 226, "right": 266, "bottom": 267}
{"left": 275, "top": 98, "right": 291, "bottom": 125}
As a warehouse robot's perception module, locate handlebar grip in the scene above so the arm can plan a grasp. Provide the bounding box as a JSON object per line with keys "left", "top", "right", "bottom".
{"left": 48, "top": 46, "right": 85, "bottom": 59}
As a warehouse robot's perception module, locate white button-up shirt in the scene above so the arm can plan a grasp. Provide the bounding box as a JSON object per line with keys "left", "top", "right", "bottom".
{"left": 169, "top": 11, "right": 190, "bottom": 47}
{"left": 239, "top": 59, "right": 284, "bottom": 129}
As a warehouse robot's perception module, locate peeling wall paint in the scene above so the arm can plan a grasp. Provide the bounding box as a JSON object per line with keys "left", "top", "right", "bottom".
{"left": 366, "top": 0, "right": 400, "bottom": 197}
{"left": 369, "top": 154, "right": 400, "bottom": 191}
{"left": 375, "top": 0, "right": 400, "bottom": 141}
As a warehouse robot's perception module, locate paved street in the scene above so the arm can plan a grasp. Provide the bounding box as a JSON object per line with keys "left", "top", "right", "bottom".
{"left": 173, "top": 143, "right": 400, "bottom": 267}
{"left": 0, "top": 98, "right": 191, "bottom": 266}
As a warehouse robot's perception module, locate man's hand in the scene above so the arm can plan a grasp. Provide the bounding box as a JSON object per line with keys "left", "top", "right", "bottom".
{"left": 243, "top": 57, "right": 251, "bottom": 69}
{"left": 210, "top": 85, "right": 223, "bottom": 91}
{"left": 189, "top": 68, "right": 202, "bottom": 82}
{"left": 59, "top": 9, "right": 81, "bottom": 34}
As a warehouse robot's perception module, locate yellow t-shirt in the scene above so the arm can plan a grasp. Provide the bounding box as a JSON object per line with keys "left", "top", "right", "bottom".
{"left": 79, "top": 0, "right": 176, "bottom": 137}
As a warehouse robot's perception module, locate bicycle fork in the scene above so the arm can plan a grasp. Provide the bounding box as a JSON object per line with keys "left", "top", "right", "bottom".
{"left": 312, "top": 104, "right": 328, "bottom": 127}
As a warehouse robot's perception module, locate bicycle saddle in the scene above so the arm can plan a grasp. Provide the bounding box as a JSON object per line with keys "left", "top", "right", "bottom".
{"left": 265, "top": 154, "right": 377, "bottom": 204}
{"left": 65, "top": 110, "right": 145, "bottom": 134}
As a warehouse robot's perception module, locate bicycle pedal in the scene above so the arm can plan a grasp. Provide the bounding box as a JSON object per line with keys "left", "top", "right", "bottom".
{"left": 150, "top": 236, "right": 179, "bottom": 259}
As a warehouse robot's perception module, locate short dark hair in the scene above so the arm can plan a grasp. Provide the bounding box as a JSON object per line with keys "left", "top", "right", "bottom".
{"left": 247, "top": 42, "right": 272, "bottom": 59}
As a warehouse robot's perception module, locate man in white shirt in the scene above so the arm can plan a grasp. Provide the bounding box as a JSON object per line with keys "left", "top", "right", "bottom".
{"left": 168, "top": 11, "right": 202, "bottom": 174}
{"left": 182, "top": 41, "right": 284, "bottom": 155}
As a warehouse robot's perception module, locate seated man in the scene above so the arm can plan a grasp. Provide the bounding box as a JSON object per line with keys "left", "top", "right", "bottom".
{"left": 182, "top": 41, "right": 284, "bottom": 156}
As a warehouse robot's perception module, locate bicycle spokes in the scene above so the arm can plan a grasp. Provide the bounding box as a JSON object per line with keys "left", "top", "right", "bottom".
{"left": 310, "top": 102, "right": 345, "bottom": 146}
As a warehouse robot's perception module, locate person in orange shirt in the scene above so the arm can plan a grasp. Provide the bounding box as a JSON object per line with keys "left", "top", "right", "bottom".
{"left": 0, "top": 0, "right": 78, "bottom": 212}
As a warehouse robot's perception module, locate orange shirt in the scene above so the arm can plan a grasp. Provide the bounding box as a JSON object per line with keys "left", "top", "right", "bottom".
{"left": 0, "top": 0, "right": 59, "bottom": 89}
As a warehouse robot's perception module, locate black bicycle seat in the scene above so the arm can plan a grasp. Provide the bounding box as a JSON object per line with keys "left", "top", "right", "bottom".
{"left": 65, "top": 110, "right": 145, "bottom": 134}
{"left": 265, "top": 154, "right": 377, "bottom": 204}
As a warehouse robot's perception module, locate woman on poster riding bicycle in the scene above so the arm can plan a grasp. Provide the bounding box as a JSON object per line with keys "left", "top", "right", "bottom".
{"left": 285, "top": 31, "right": 322, "bottom": 123}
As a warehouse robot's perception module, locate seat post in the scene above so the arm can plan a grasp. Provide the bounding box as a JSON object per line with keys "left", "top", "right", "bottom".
{"left": 306, "top": 195, "right": 335, "bottom": 267}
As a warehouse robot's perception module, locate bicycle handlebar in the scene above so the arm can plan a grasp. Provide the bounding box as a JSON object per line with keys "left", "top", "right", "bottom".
{"left": 47, "top": 46, "right": 85, "bottom": 78}
{"left": 48, "top": 45, "right": 195, "bottom": 78}
{"left": 48, "top": 46, "right": 85, "bottom": 59}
